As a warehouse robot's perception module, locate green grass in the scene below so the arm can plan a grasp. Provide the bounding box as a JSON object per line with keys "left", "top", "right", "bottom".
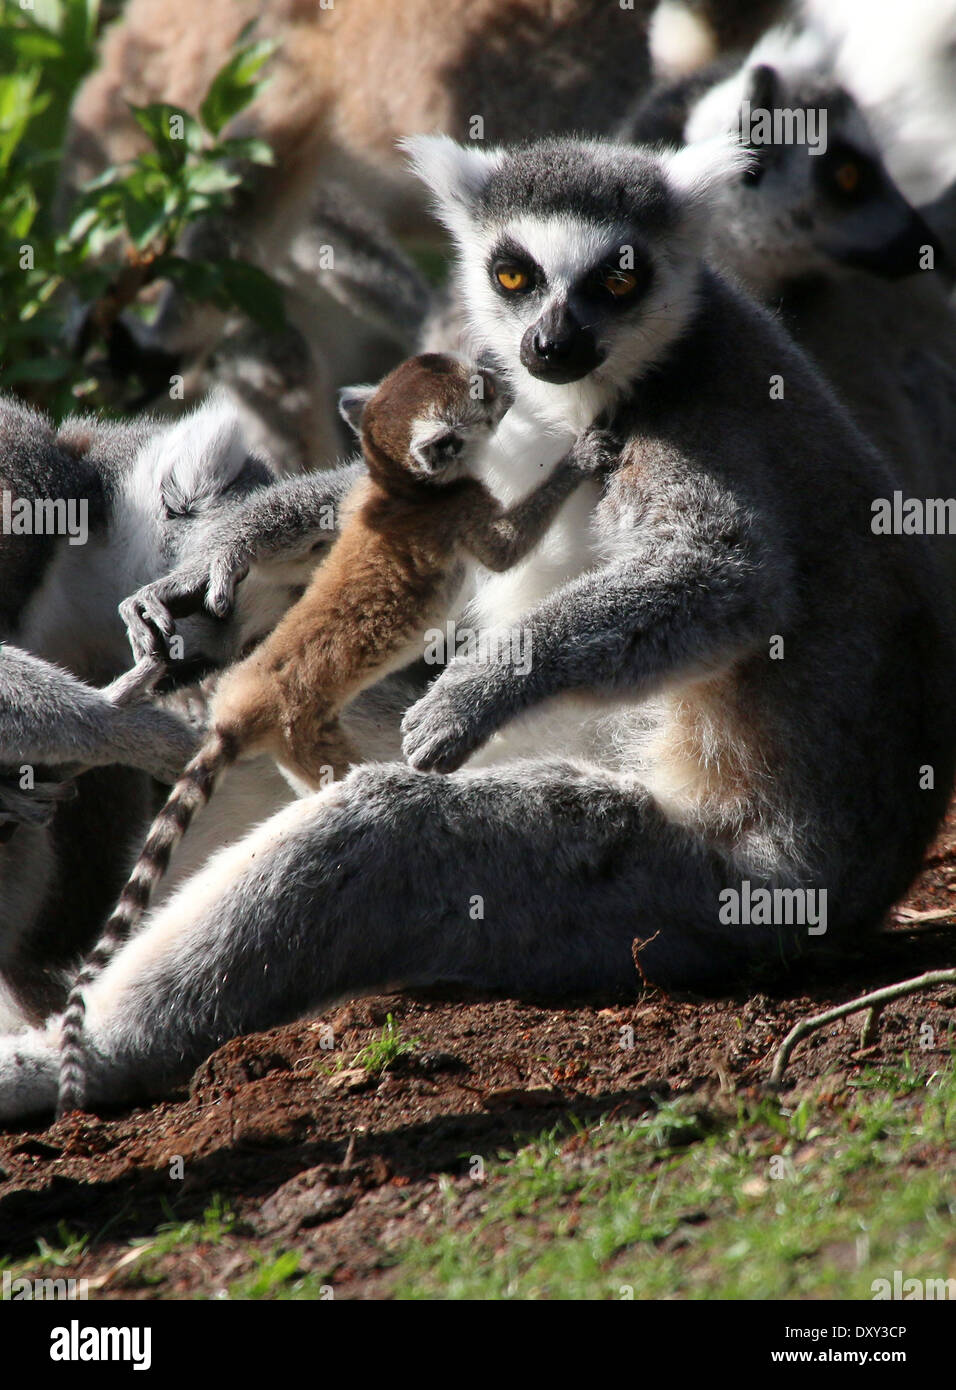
{"left": 393, "top": 1060, "right": 956, "bottom": 1300}
{"left": 114, "top": 1202, "right": 334, "bottom": 1299}
{"left": 1, "top": 1220, "right": 90, "bottom": 1292}
{"left": 228, "top": 1251, "right": 333, "bottom": 1301}
{"left": 5, "top": 1064, "right": 951, "bottom": 1301}
{"left": 350, "top": 1013, "right": 419, "bottom": 1077}
{"left": 316, "top": 1011, "right": 419, "bottom": 1081}
{"left": 1, "top": 1196, "right": 336, "bottom": 1300}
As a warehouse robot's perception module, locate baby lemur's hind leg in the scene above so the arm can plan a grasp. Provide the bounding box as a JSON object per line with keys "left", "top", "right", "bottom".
{"left": 280, "top": 718, "right": 360, "bottom": 788}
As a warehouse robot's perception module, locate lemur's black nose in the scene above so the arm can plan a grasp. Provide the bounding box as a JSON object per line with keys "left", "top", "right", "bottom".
{"left": 520, "top": 301, "right": 604, "bottom": 384}
{"left": 532, "top": 328, "right": 571, "bottom": 361}
{"left": 530, "top": 302, "right": 578, "bottom": 362}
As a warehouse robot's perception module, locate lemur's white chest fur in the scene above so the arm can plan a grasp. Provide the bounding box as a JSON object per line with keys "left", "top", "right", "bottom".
{"left": 454, "top": 399, "right": 608, "bottom": 768}
{"left": 458, "top": 401, "right": 601, "bottom": 626}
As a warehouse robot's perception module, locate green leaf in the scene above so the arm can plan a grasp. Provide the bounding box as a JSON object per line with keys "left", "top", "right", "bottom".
{"left": 79, "top": 164, "right": 128, "bottom": 194}
{"left": 183, "top": 161, "right": 241, "bottom": 196}
{"left": 64, "top": 204, "right": 99, "bottom": 244}
{"left": 118, "top": 180, "right": 170, "bottom": 249}
{"left": 0, "top": 71, "right": 42, "bottom": 173}
{"left": 198, "top": 40, "right": 275, "bottom": 137}
{"left": 3, "top": 32, "right": 65, "bottom": 64}
{"left": 61, "top": 0, "right": 102, "bottom": 53}
{"left": 215, "top": 136, "right": 275, "bottom": 167}
{"left": 3, "top": 185, "right": 38, "bottom": 239}
{"left": 130, "top": 103, "right": 196, "bottom": 171}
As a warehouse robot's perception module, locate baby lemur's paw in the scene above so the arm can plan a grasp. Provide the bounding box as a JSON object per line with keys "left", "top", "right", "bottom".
{"left": 571, "top": 429, "right": 618, "bottom": 474}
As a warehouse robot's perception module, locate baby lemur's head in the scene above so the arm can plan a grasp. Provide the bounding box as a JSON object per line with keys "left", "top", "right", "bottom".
{"left": 339, "top": 353, "right": 509, "bottom": 494}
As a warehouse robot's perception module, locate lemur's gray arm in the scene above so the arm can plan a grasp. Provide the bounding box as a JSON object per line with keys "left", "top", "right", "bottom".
{"left": 121, "top": 460, "right": 363, "bottom": 665}
{"left": 0, "top": 646, "right": 196, "bottom": 815}
{"left": 462, "top": 431, "right": 614, "bottom": 572}
{"left": 402, "top": 477, "right": 787, "bottom": 773}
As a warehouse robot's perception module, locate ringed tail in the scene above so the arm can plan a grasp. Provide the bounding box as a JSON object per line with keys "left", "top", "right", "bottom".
{"left": 56, "top": 728, "right": 239, "bottom": 1117}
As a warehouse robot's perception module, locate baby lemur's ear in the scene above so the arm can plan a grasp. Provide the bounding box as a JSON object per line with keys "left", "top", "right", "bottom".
{"left": 338, "top": 384, "right": 377, "bottom": 436}
{"left": 410, "top": 423, "right": 464, "bottom": 474}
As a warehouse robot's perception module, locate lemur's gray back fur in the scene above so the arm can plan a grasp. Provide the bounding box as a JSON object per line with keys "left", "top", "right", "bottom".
{"left": 2, "top": 134, "right": 955, "bottom": 1120}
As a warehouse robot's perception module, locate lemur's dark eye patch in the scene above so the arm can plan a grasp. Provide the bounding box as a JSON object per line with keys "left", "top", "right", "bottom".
{"left": 488, "top": 240, "right": 542, "bottom": 296}
{"left": 580, "top": 254, "right": 653, "bottom": 306}
{"left": 816, "top": 142, "right": 878, "bottom": 202}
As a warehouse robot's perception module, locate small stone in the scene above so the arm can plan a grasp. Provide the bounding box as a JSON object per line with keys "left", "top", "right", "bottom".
{"left": 327, "top": 1067, "right": 372, "bottom": 1093}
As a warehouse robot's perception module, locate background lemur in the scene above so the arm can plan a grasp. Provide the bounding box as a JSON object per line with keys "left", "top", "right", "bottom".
{"left": 0, "top": 644, "right": 198, "bottom": 1032}
{"left": 798, "top": 0, "right": 956, "bottom": 206}
{"left": 620, "top": 25, "right": 956, "bottom": 588}
{"left": 3, "top": 133, "right": 954, "bottom": 1121}
{"left": 56, "top": 352, "right": 603, "bottom": 1113}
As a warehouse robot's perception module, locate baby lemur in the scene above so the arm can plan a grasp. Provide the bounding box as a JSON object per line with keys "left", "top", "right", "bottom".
{"left": 57, "top": 352, "right": 602, "bottom": 1113}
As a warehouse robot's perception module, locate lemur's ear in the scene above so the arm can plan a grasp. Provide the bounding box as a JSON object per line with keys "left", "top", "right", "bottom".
{"left": 410, "top": 423, "right": 464, "bottom": 474}
{"left": 337, "top": 384, "right": 376, "bottom": 436}
{"left": 664, "top": 134, "right": 756, "bottom": 211}
{"left": 746, "top": 62, "right": 782, "bottom": 117}
{"left": 401, "top": 135, "right": 503, "bottom": 239}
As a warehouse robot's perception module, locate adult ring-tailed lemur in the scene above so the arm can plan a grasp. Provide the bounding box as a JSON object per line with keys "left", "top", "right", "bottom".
{"left": 1, "top": 134, "right": 954, "bottom": 1121}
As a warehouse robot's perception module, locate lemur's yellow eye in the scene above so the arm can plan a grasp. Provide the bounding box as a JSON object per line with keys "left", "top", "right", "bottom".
{"left": 601, "top": 269, "right": 639, "bottom": 297}
{"left": 835, "top": 162, "right": 860, "bottom": 193}
{"left": 496, "top": 266, "right": 528, "bottom": 291}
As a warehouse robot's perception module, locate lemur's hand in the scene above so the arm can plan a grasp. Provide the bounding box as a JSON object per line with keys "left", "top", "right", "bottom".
{"left": 401, "top": 659, "right": 515, "bottom": 773}
{"left": 120, "top": 555, "right": 248, "bottom": 666}
{"left": 570, "top": 428, "right": 618, "bottom": 475}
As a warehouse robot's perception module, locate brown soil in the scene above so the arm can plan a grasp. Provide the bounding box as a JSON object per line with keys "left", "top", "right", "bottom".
{"left": 1, "top": 803, "right": 954, "bottom": 1300}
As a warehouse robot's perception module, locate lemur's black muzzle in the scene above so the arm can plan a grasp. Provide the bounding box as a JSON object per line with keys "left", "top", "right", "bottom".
{"left": 520, "top": 302, "right": 605, "bottom": 384}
